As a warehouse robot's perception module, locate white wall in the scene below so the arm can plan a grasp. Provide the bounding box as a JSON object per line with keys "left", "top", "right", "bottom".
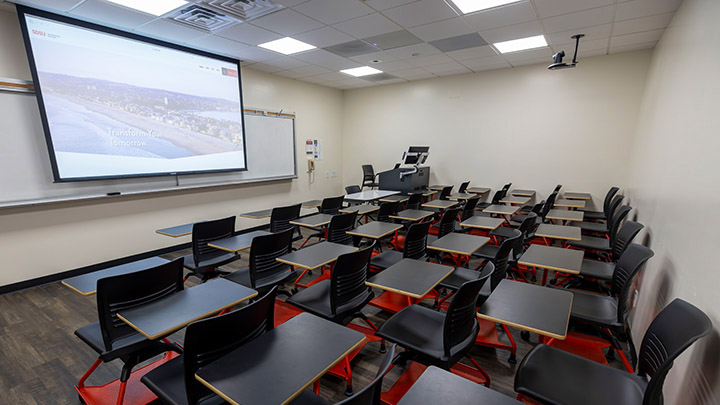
{"left": 341, "top": 51, "right": 652, "bottom": 207}
{"left": 626, "top": 0, "right": 720, "bottom": 402}
{"left": 0, "top": 7, "right": 345, "bottom": 286}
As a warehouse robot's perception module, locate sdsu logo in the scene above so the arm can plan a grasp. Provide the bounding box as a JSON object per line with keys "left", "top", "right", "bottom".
{"left": 32, "top": 29, "right": 46, "bottom": 36}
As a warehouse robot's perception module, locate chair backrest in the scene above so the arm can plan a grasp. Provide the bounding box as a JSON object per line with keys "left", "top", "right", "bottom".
{"left": 490, "top": 189, "right": 504, "bottom": 204}
{"left": 330, "top": 246, "right": 374, "bottom": 316}
{"left": 439, "top": 186, "right": 453, "bottom": 200}
{"left": 406, "top": 193, "right": 424, "bottom": 210}
{"left": 611, "top": 221, "right": 644, "bottom": 261}
{"left": 191, "top": 216, "right": 235, "bottom": 266}
{"left": 443, "top": 277, "right": 489, "bottom": 358}
{"left": 530, "top": 201, "right": 545, "bottom": 214}
{"left": 327, "top": 212, "right": 358, "bottom": 245}
{"left": 437, "top": 208, "right": 460, "bottom": 238}
{"left": 377, "top": 202, "right": 398, "bottom": 222}
{"left": 345, "top": 185, "right": 361, "bottom": 194}
{"left": 638, "top": 299, "right": 712, "bottom": 405}
{"left": 539, "top": 193, "right": 558, "bottom": 218}
{"left": 270, "top": 204, "right": 301, "bottom": 234}
{"left": 491, "top": 231, "right": 521, "bottom": 290}
{"left": 461, "top": 197, "right": 480, "bottom": 221}
{"left": 608, "top": 205, "right": 632, "bottom": 245}
{"left": 183, "top": 287, "right": 277, "bottom": 404}
{"left": 362, "top": 165, "right": 375, "bottom": 183}
{"left": 403, "top": 221, "right": 431, "bottom": 260}
{"left": 321, "top": 196, "right": 345, "bottom": 214}
{"left": 336, "top": 344, "right": 396, "bottom": 405}
{"left": 553, "top": 184, "right": 562, "bottom": 193}
{"left": 603, "top": 187, "right": 620, "bottom": 215}
{"left": 502, "top": 183, "right": 512, "bottom": 192}
{"left": 610, "top": 244, "right": 654, "bottom": 325}
{"left": 96, "top": 258, "right": 184, "bottom": 352}
{"left": 248, "top": 229, "right": 294, "bottom": 288}
{"left": 607, "top": 194, "right": 624, "bottom": 222}
{"left": 458, "top": 181, "right": 470, "bottom": 193}
{"left": 515, "top": 213, "right": 538, "bottom": 257}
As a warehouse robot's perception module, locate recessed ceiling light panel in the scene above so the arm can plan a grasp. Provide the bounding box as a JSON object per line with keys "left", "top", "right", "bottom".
{"left": 449, "top": 0, "right": 523, "bottom": 14}
{"left": 493, "top": 35, "right": 548, "bottom": 53}
{"left": 106, "top": 0, "right": 189, "bottom": 16}
{"left": 258, "top": 37, "right": 316, "bottom": 55}
{"left": 340, "top": 66, "right": 383, "bottom": 77}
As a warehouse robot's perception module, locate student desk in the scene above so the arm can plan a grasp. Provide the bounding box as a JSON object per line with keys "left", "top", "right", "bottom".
{"left": 346, "top": 222, "right": 403, "bottom": 240}
{"left": 301, "top": 200, "right": 322, "bottom": 209}
{"left": 62, "top": 256, "right": 169, "bottom": 296}
{"left": 379, "top": 195, "right": 409, "bottom": 203}
{"left": 428, "top": 185, "right": 451, "bottom": 191}
{"left": 155, "top": 222, "right": 196, "bottom": 237}
{"left": 482, "top": 204, "right": 519, "bottom": 216}
{"left": 344, "top": 189, "right": 399, "bottom": 203}
{"left": 427, "top": 233, "right": 490, "bottom": 257}
{"left": 195, "top": 312, "right": 365, "bottom": 405}
{"left": 117, "top": 279, "right": 257, "bottom": 340}
{"left": 477, "top": 279, "right": 573, "bottom": 343}
{"left": 467, "top": 187, "right": 490, "bottom": 194}
{"left": 499, "top": 195, "right": 531, "bottom": 205}
{"left": 290, "top": 213, "right": 334, "bottom": 228}
{"left": 239, "top": 209, "right": 272, "bottom": 219}
{"left": 554, "top": 199, "right": 586, "bottom": 209}
{"left": 447, "top": 192, "right": 476, "bottom": 200}
{"left": 276, "top": 242, "right": 357, "bottom": 271}
{"left": 421, "top": 200, "right": 458, "bottom": 210}
{"left": 339, "top": 205, "right": 379, "bottom": 216}
{"left": 518, "top": 244, "right": 584, "bottom": 285}
{"left": 207, "top": 230, "right": 272, "bottom": 253}
{"left": 545, "top": 209, "right": 584, "bottom": 222}
{"left": 460, "top": 216, "right": 505, "bottom": 231}
{"left": 563, "top": 192, "right": 592, "bottom": 200}
{"left": 535, "top": 224, "right": 582, "bottom": 244}
{"left": 510, "top": 189, "right": 536, "bottom": 197}
{"left": 390, "top": 209, "right": 434, "bottom": 222}
{"left": 367, "top": 258, "right": 453, "bottom": 313}
{"left": 397, "top": 366, "right": 521, "bottom": 405}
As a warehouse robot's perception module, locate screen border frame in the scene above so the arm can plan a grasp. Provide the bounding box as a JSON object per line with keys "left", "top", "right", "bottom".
{"left": 16, "top": 4, "right": 248, "bottom": 183}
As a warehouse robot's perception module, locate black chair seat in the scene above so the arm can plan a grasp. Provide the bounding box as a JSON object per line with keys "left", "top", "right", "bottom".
{"left": 181, "top": 252, "right": 239, "bottom": 272}
{"left": 286, "top": 280, "right": 373, "bottom": 324}
{"left": 568, "top": 221, "right": 608, "bottom": 233}
{"left": 438, "top": 268, "right": 491, "bottom": 304}
{"left": 472, "top": 244, "right": 499, "bottom": 260}
{"left": 290, "top": 390, "right": 332, "bottom": 405}
{"left": 75, "top": 322, "right": 149, "bottom": 361}
{"left": 426, "top": 234, "right": 438, "bottom": 244}
{"left": 490, "top": 226, "right": 520, "bottom": 239}
{"left": 141, "top": 356, "right": 225, "bottom": 405}
{"left": 476, "top": 202, "right": 491, "bottom": 210}
{"left": 224, "top": 265, "right": 297, "bottom": 293}
{"left": 566, "top": 235, "right": 611, "bottom": 251}
{"left": 558, "top": 287, "right": 619, "bottom": 326}
{"left": 582, "top": 211, "right": 606, "bottom": 220}
{"left": 515, "top": 344, "right": 647, "bottom": 405}
{"left": 579, "top": 259, "right": 614, "bottom": 280}
{"left": 370, "top": 250, "right": 403, "bottom": 270}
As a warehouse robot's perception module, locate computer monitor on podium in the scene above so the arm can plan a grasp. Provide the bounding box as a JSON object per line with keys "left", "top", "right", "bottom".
{"left": 402, "top": 146, "right": 429, "bottom": 165}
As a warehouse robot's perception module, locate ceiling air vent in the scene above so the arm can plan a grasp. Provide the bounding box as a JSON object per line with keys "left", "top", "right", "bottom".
{"left": 168, "top": 5, "right": 240, "bottom": 32}
{"left": 192, "top": 0, "right": 285, "bottom": 22}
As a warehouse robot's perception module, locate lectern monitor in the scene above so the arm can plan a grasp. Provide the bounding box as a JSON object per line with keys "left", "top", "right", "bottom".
{"left": 403, "top": 146, "right": 429, "bottom": 165}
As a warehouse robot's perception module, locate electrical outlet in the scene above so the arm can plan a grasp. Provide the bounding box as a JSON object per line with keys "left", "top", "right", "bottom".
{"left": 331, "top": 171, "right": 337, "bottom": 178}
{"left": 325, "top": 171, "right": 329, "bottom": 178}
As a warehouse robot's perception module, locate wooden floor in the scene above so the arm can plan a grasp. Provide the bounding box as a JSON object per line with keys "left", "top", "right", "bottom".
{"left": 0, "top": 229, "right": 627, "bottom": 404}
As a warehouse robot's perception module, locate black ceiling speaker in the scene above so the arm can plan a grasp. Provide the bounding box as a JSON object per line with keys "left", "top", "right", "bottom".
{"left": 548, "top": 34, "right": 585, "bottom": 70}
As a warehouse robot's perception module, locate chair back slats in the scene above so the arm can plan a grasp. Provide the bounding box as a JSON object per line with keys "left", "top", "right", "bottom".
{"left": 443, "top": 277, "right": 489, "bottom": 357}
{"left": 345, "top": 185, "right": 361, "bottom": 194}
{"left": 609, "top": 205, "right": 632, "bottom": 245}
{"left": 270, "top": 204, "right": 301, "bottom": 234}
{"left": 604, "top": 187, "right": 620, "bottom": 216}
{"left": 321, "top": 196, "right": 345, "bottom": 215}
{"left": 439, "top": 186, "right": 453, "bottom": 200}
{"left": 182, "top": 287, "right": 277, "bottom": 404}
{"left": 491, "top": 231, "right": 521, "bottom": 290}
{"left": 515, "top": 213, "right": 538, "bottom": 259}
{"left": 403, "top": 222, "right": 431, "bottom": 260}
{"left": 638, "top": 299, "right": 712, "bottom": 405}
{"left": 328, "top": 212, "right": 358, "bottom": 245}
{"left": 97, "top": 258, "right": 184, "bottom": 350}
{"left": 438, "top": 208, "right": 460, "bottom": 238}
{"left": 377, "top": 202, "right": 398, "bottom": 222}
{"left": 490, "top": 190, "right": 504, "bottom": 204}
{"left": 192, "top": 217, "right": 235, "bottom": 266}
{"left": 362, "top": 165, "right": 375, "bottom": 182}
{"left": 612, "top": 221, "right": 644, "bottom": 261}
{"left": 406, "top": 194, "right": 423, "bottom": 210}
{"left": 249, "top": 229, "right": 293, "bottom": 288}
{"left": 461, "top": 197, "right": 480, "bottom": 221}
{"left": 330, "top": 246, "right": 374, "bottom": 315}
{"left": 611, "top": 244, "right": 654, "bottom": 324}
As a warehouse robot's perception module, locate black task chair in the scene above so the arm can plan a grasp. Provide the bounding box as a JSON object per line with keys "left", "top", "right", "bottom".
{"left": 553, "top": 184, "right": 562, "bottom": 193}
{"left": 472, "top": 228, "right": 521, "bottom": 261}
{"left": 327, "top": 211, "right": 360, "bottom": 246}
{"left": 491, "top": 211, "right": 537, "bottom": 240}
{"left": 566, "top": 205, "right": 631, "bottom": 256}
{"left": 292, "top": 345, "right": 396, "bottom": 405}
{"left": 457, "top": 181, "right": 470, "bottom": 193}
{"left": 405, "top": 193, "right": 424, "bottom": 210}
{"left": 538, "top": 192, "right": 558, "bottom": 223}
{"left": 437, "top": 186, "right": 453, "bottom": 201}
{"left": 376, "top": 278, "right": 492, "bottom": 385}
{"left": 567, "top": 194, "right": 623, "bottom": 234}
{"left": 455, "top": 196, "right": 481, "bottom": 233}
{"left": 376, "top": 201, "right": 398, "bottom": 222}
{"left": 224, "top": 228, "right": 296, "bottom": 296}
{"left": 510, "top": 200, "right": 544, "bottom": 225}
{"left": 361, "top": 165, "right": 379, "bottom": 190}
{"left": 476, "top": 186, "right": 509, "bottom": 211}
{"left": 514, "top": 298, "right": 712, "bottom": 405}
{"left": 370, "top": 221, "right": 430, "bottom": 271}
{"left": 301, "top": 196, "right": 345, "bottom": 246}
{"left": 575, "top": 221, "right": 644, "bottom": 283}
{"left": 182, "top": 216, "right": 241, "bottom": 282}
{"left": 141, "top": 287, "right": 277, "bottom": 405}
{"left": 345, "top": 185, "right": 361, "bottom": 194}
{"left": 428, "top": 207, "right": 460, "bottom": 243}
{"left": 270, "top": 203, "right": 303, "bottom": 243}
{"left": 583, "top": 187, "right": 620, "bottom": 221}
{"left": 75, "top": 259, "right": 185, "bottom": 405}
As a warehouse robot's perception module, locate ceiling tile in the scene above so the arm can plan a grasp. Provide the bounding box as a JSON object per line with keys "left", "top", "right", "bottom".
{"left": 430, "top": 33, "right": 487, "bottom": 52}
{"left": 434, "top": 68, "right": 470, "bottom": 77}
{"left": 364, "top": 30, "right": 423, "bottom": 50}
{"left": 574, "top": 47, "right": 607, "bottom": 58}
{"left": 348, "top": 51, "right": 400, "bottom": 64}
{"left": 551, "top": 37, "right": 609, "bottom": 54}
{"left": 275, "top": 69, "right": 308, "bottom": 79}
{"left": 459, "top": 54, "right": 509, "bottom": 68}
{"left": 370, "top": 59, "right": 416, "bottom": 72}
{"left": 70, "top": 0, "right": 156, "bottom": 29}
{"left": 362, "top": 72, "right": 400, "bottom": 82}
{"left": 294, "top": 26, "right": 355, "bottom": 47}
{"left": 215, "top": 23, "right": 283, "bottom": 46}
{"left": 470, "top": 62, "right": 511, "bottom": 72}
{"left": 422, "top": 61, "right": 470, "bottom": 75}
{"left": 407, "top": 17, "right": 474, "bottom": 42}
{"left": 251, "top": 9, "right": 324, "bottom": 36}
{"left": 615, "top": 0, "right": 682, "bottom": 21}
{"left": 502, "top": 47, "right": 552, "bottom": 63}
{"left": 542, "top": 6, "right": 614, "bottom": 34}
{"left": 292, "top": 49, "right": 360, "bottom": 70}
{"left": 405, "top": 53, "right": 455, "bottom": 67}
{"left": 313, "top": 71, "right": 351, "bottom": 81}
{"left": 463, "top": 1, "right": 537, "bottom": 32}
{"left": 136, "top": 20, "right": 207, "bottom": 43}
{"left": 294, "top": 0, "right": 374, "bottom": 25}
{"left": 546, "top": 24, "right": 611, "bottom": 46}
{"left": 612, "top": 12, "right": 674, "bottom": 36}
{"left": 391, "top": 67, "right": 435, "bottom": 79}
{"left": 186, "top": 35, "right": 247, "bottom": 55}
{"left": 292, "top": 64, "right": 333, "bottom": 76}
{"left": 446, "top": 45, "right": 498, "bottom": 61}
{"left": 509, "top": 56, "right": 550, "bottom": 67}
{"left": 609, "top": 40, "right": 657, "bottom": 54}
{"left": 386, "top": 42, "right": 441, "bottom": 59}
{"left": 610, "top": 29, "right": 664, "bottom": 48}
{"left": 325, "top": 40, "right": 380, "bottom": 57}
{"left": 16, "top": 0, "right": 84, "bottom": 12}
{"left": 382, "top": 0, "right": 457, "bottom": 28}
{"left": 275, "top": 0, "right": 311, "bottom": 7}
{"left": 479, "top": 20, "right": 543, "bottom": 44}
{"left": 299, "top": 75, "right": 332, "bottom": 84}
{"left": 362, "top": 0, "right": 420, "bottom": 12}
{"left": 333, "top": 13, "right": 401, "bottom": 38}
{"left": 228, "top": 43, "right": 282, "bottom": 62}
{"left": 248, "top": 63, "right": 286, "bottom": 73}
{"left": 533, "top": 0, "right": 614, "bottom": 19}
{"left": 263, "top": 56, "right": 308, "bottom": 70}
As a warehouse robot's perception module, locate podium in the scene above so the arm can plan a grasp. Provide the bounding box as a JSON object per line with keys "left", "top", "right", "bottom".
{"left": 377, "top": 166, "right": 430, "bottom": 194}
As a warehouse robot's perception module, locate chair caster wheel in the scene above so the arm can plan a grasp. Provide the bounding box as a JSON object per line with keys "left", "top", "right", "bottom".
{"left": 291, "top": 288, "right": 298, "bottom": 294}
{"left": 379, "top": 344, "right": 387, "bottom": 354}
{"left": 508, "top": 354, "right": 517, "bottom": 364}
{"left": 606, "top": 351, "right": 616, "bottom": 361}
{"left": 549, "top": 279, "right": 557, "bottom": 285}
{"left": 521, "top": 331, "right": 531, "bottom": 342}
{"left": 344, "top": 385, "right": 354, "bottom": 396}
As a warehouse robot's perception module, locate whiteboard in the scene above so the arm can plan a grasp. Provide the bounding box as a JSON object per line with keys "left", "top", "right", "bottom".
{"left": 0, "top": 91, "right": 297, "bottom": 208}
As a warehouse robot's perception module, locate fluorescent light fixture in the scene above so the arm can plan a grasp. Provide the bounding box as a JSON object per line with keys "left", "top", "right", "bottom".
{"left": 258, "top": 37, "right": 316, "bottom": 55}
{"left": 493, "top": 35, "right": 548, "bottom": 53}
{"left": 106, "top": 0, "right": 189, "bottom": 16}
{"left": 340, "top": 66, "right": 383, "bottom": 77}
{"left": 449, "top": 0, "right": 523, "bottom": 14}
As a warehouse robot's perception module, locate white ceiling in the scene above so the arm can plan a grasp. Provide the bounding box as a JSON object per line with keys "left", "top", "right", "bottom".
{"left": 5, "top": 0, "right": 682, "bottom": 89}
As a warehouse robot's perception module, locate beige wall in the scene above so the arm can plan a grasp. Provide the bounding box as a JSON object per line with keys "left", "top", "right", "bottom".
{"left": 341, "top": 51, "right": 652, "bottom": 207}
{"left": 626, "top": 0, "right": 720, "bottom": 402}
{"left": 0, "top": 8, "right": 345, "bottom": 286}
